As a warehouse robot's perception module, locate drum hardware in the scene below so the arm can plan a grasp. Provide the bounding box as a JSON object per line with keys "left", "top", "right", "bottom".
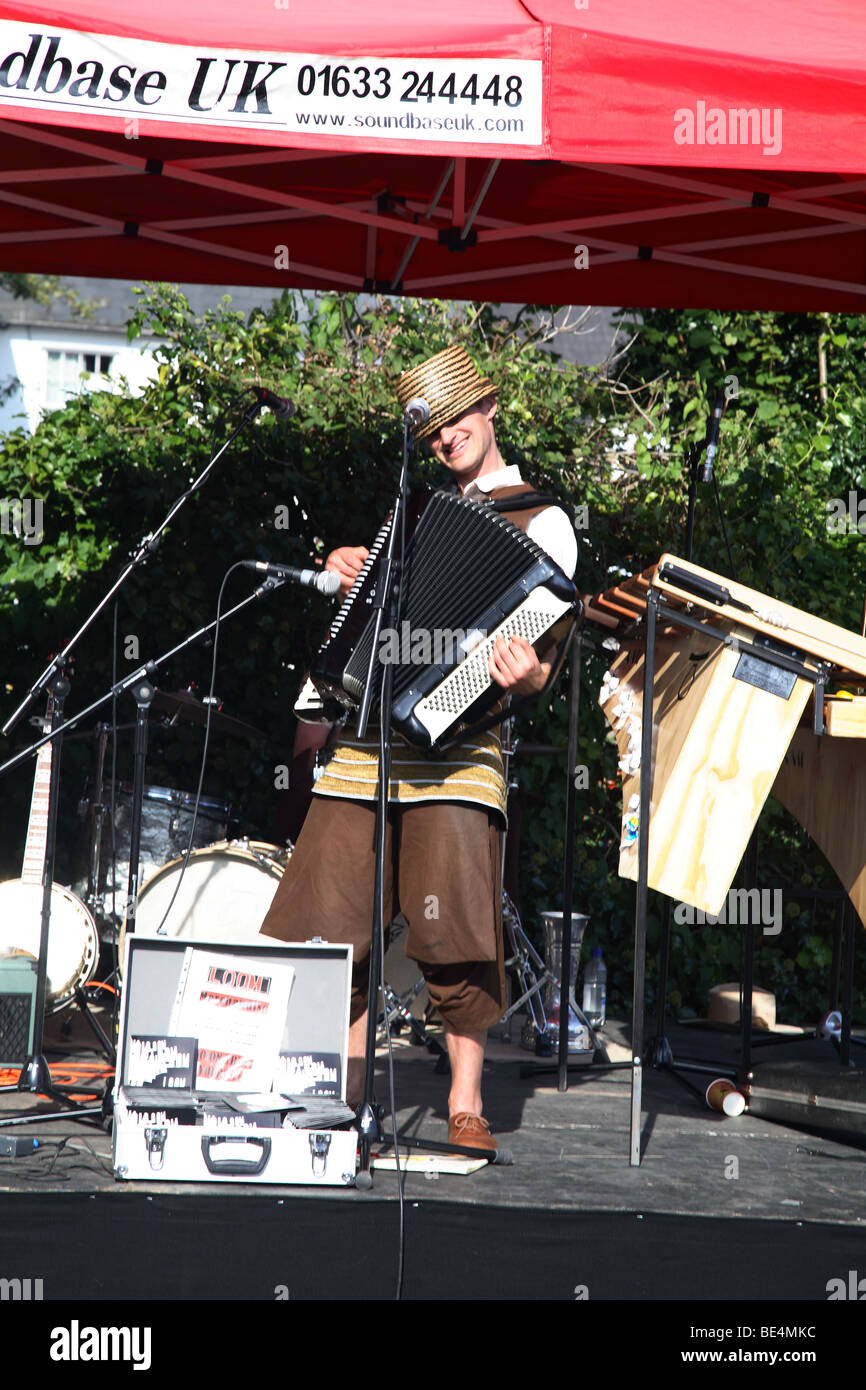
{"left": 515, "top": 640, "right": 621, "bottom": 1091}
{"left": 73, "top": 778, "right": 235, "bottom": 935}
{"left": 150, "top": 687, "right": 265, "bottom": 742}
{"left": 231, "top": 836, "right": 291, "bottom": 874}
{"left": 0, "top": 675, "right": 111, "bottom": 1127}
{"left": 497, "top": 720, "right": 595, "bottom": 1053}
{"left": 501, "top": 891, "right": 556, "bottom": 1043}
{"left": 374, "top": 917, "right": 447, "bottom": 1067}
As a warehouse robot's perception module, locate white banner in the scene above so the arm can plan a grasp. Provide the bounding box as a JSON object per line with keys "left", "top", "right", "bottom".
{"left": 0, "top": 22, "right": 543, "bottom": 146}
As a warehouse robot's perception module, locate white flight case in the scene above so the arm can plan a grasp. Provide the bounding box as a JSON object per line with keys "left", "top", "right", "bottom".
{"left": 112, "top": 934, "right": 357, "bottom": 1187}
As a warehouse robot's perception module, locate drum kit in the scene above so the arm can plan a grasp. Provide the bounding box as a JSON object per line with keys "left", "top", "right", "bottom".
{"left": 0, "top": 684, "right": 292, "bottom": 1031}
{"left": 1, "top": 687, "right": 576, "bottom": 1072}
{"left": 0, "top": 391, "right": 308, "bottom": 1109}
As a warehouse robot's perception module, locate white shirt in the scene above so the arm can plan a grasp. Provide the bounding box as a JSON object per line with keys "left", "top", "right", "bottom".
{"left": 462, "top": 465, "right": 579, "bottom": 579}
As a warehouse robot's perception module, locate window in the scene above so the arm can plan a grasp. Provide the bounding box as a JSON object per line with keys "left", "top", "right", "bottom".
{"left": 44, "top": 349, "right": 114, "bottom": 412}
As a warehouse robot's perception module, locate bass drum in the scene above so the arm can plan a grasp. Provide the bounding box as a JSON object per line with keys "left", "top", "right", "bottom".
{"left": 127, "top": 840, "right": 291, "bottom": 949}
{"left": 0, "top": 879, "right": 100, "bottom": 1012}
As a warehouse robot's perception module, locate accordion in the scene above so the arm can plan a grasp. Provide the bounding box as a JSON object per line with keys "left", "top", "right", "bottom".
{"left": 310, "top": 489, "right": 578, "bottom": 750}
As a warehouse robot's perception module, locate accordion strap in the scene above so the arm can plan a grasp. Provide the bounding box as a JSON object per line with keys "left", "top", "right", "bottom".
{"left": 489, "top": 490, "right": 564, "bottom": 513}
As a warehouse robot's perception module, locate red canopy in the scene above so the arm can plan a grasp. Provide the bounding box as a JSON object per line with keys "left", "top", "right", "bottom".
{"left": 0, "top": 1, "right": 864, "bottom": 308}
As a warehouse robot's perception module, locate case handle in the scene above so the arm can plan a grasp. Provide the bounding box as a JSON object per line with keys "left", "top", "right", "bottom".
{"left": 200, "top": 1135, "right": 272, "bottom": 1176}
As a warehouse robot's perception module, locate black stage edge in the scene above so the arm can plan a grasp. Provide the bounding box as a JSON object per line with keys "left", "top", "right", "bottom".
{"left": 1, "top": 1191, "right": 864, "bottom": 1302}
{"left": 1, "top": 1014, "right": 865, "bottom": 1361}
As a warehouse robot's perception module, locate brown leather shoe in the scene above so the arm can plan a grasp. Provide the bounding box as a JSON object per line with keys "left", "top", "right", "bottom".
{"left": 448, "top": 1112, "right": 498, "bottom": 1154}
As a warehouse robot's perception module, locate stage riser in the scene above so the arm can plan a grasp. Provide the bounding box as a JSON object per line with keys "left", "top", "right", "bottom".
{"left": 0, "top": 1194, "right": 860, "bottom": 1301}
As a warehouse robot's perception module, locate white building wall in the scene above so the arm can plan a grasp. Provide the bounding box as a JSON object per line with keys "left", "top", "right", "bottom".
{"left": 0, "top": 324, "right": 160, "bottom": 435}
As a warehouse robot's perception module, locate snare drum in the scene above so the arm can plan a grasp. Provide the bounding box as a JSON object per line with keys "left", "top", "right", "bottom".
{"left": 128, "top": 840, "right": 291, "bottom": 946}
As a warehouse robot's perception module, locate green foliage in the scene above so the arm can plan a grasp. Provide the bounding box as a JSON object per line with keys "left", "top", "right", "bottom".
{"left": 1, "top": 290, "right": 864, "bottom": 1025}
{"left": 0, "top": 272, "right": 95, "bottom": 319}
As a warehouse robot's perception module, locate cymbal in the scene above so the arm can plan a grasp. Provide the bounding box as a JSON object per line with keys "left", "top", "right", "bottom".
{"left": 150, "top": 689, "right": 266, "bottom": 741}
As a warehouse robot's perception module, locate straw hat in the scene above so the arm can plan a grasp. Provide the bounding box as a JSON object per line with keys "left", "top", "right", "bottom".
{"left": 707, "top": 982, "right": 803, "bottom": 1035}
{"left": 395, "top": 344, "right": 497, "bottom": 440}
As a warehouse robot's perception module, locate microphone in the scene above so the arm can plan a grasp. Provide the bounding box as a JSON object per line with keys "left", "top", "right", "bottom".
{"left": 248, "top": 386, "right": 296, "bottom": 421}
{"left": 241, "top": 561, "right": 341, "bottom": 596}
{"left": 404, "top": 396, "right": 430, "bottom": 431}
{"left": 701, "top": 388, "right": 727, "bottom": 483}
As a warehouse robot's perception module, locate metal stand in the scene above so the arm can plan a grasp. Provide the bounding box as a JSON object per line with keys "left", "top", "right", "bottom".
{"left": 122, "top": 676, "right": 156, "bottom": 938}
{"left": 352, "top": 419, "right": 415, "bottom": 1182}
{"left": 2, "top": 395, "right": 267, "bottom": 744}
{"left": 635, "top": 421, "right": 744, "bottom": 1150}
{"left": 0, "top": 674, "right": 105, "bottom": 1126}
{"left": 629, "top": 583, "right": 837, "bottom": 1162}
{"left": 519, "top": 640, "right": 631, "bottom": 1089}
{"left": 500, "top": 891, "right": 557, "bottom": 1039}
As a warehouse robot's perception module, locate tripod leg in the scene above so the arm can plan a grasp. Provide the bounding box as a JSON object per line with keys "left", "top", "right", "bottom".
{"left": 73, "top": 984, "right": 117, "bottom": 1066}
{"left": 379, "top": 981, "right": 446, "bottom": 1058}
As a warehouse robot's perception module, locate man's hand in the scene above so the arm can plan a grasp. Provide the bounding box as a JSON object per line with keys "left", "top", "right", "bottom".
{"left": 488, "top": 636, "right": 554, "bottom": 697}
{"left": 325, "top": 545, "right": 369, "bottom": 597}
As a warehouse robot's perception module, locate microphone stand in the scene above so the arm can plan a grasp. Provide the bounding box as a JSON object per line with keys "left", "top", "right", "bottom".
{"left": 352, "top": 424, "right": 521, "bottom": 1184}
{"left": 0, "top": 671, "right": 110, "bottom": 1124}
{"left": 647, "top": 395, "right": 742, "bottom": 1098}
{"left": 0, "top": 579, "right": 285, "bottom": 783}
{"left": 0, "top": 577, "right": 286, "bottom": 1131}
{"left": 353, "top": 418, "right": 413, "bottom": 1183}
{"left": 2, "top": 393, "right": 267, "bottom": 741}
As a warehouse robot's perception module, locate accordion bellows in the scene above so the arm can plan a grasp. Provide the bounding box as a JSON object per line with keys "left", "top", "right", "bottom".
{"left": 311, "top": 490, "right": 578, "bottom": 750}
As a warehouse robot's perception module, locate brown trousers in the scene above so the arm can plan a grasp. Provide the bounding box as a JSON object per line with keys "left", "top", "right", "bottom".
{"left": 259, "top": 796, "right": 506, "bottom": 1033}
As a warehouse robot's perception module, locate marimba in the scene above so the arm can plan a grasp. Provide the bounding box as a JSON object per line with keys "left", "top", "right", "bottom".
{"left": 584, "top": 556, "right": 866, "bottom": 1164}
{"left": 587, "top": 555, "right": 866, "bottom": 926}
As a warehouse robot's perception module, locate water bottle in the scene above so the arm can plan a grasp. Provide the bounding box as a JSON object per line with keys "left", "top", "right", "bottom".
{"left": 581, "top": 948, "right": 607, "bottom": 1029}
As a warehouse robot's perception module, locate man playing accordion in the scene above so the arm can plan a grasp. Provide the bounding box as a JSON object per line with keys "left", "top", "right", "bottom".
{"left": 260, "top": 344, "right": 577, "bottom": 1152}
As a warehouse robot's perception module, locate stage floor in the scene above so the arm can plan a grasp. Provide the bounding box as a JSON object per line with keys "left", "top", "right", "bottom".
{"left": 0, "top": 1006, "right": 864, "bottom": 1308}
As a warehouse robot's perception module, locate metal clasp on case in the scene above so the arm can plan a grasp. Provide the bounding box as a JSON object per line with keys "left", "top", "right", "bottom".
{"left": 144, "top": 1127, "right": 167, "bottom": 1171}
{"left": 309, "top": 1132, "right": 331, "bottom": 1177}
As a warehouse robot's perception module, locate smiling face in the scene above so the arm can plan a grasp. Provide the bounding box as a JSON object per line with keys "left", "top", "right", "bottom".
{"left": 427, "top": 395, "right": 503, "bottom": 491}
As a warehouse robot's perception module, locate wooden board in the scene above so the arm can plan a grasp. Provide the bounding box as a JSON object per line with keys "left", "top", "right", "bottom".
{"left": 824, "top": 694, "right": 866, "bottom": 738}
{"left": 772, "top": 727, "right": 866, "bottom": 929}
{"left": 602, "top": 615, "right": 813, "bottom": 915}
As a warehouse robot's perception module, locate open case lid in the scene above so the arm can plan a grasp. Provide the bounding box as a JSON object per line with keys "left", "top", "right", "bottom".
{"left": 117, "top": 935, "right": 352, "bottom": 1103}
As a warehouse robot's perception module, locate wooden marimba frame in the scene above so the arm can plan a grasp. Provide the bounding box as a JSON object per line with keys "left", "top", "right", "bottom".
{"left": 588, "top": 556, "right": 866, "bottom": 1165}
